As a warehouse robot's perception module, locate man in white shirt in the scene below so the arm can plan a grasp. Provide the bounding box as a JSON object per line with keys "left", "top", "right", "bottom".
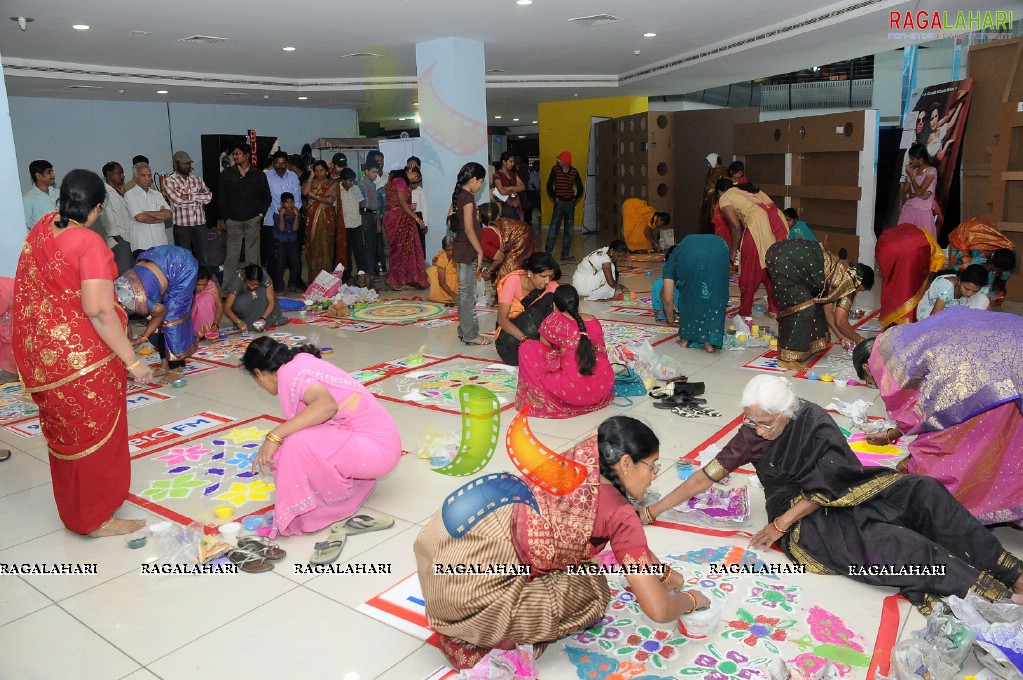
{"left": 263, "top": 150, "right": 302, "bottom": 269}
{"left": 22, "top": 160, "right": 58, "bottom": 230}
{"left": 124, "top": 162, "right": 172, "bottom": 254}
{"left": 337, "top": 167, "right": 364, "bottom": 276}
{"left": 98, "top": 161, "right": 135, "bottom": 275}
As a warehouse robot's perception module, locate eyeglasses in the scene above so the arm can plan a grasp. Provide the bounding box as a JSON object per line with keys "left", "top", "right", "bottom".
{"left": 742, "top": 414, "right": 782, "bottom": 432}
{"left": 637, "top": 460, "right": 661, "bottom": 475}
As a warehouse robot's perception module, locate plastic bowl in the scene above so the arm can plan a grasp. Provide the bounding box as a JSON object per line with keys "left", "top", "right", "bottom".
{"left": 171, "top": 379, "right": 187, "bottom": 388}
{"left": 219, "top": 522, "right": 242, "bottom": 542}
{"left": 807, "top": 372, "right": 820, "bottom": 381}
{"left": 833, "top": 378, "right": 849, "bottom": 388}
{"left": 125, "top": 530, "right": 148, "bottom": 549}
{"left": 213, "top": 503, "right": 234, "bottom": 519}
{"left": 137, "top": 348, "right": 153, "bottom": 356}
{"left": 204, "top": 332, "right": 219, "bottom": 340}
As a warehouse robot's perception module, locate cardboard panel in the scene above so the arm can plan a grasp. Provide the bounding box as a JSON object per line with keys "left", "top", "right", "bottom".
{"left": 788, "top": 112, "right": 866, "bottom": 153}
{"left": 746, "top": 154, "right": 786, "bottom": 186}
{"left": 797, "top": 197, "right": 858, "bottom": 230}
{"left": 813, "top": 225, "right": 860, "bottom": 263}
{"left": 798, "top": 151, "right": 860, "bottom": 187}
{"left": 734, "top": 120, "right": 789, "bottom": 155}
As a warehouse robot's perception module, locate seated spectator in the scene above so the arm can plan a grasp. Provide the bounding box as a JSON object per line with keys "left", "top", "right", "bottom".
{"left": 427, "top": 236, "right": 459, "bottom": 306}
{"left": 495, "top": 252, "right": 560, "bottom": 366}
{"left": 782, "top": 208, "right": 817, "bottom": 241}
{"left": 572, "top": 240, "right": 629, "bottom": 301}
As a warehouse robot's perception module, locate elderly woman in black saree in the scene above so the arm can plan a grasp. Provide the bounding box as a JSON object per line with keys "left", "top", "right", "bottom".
{"left": 645, "top": 374, "right": 1023, "bottom": 613}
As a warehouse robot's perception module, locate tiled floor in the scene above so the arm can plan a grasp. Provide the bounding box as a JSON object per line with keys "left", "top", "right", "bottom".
{"left": 1, "top": 233, "right": 1020, "bottom": 679}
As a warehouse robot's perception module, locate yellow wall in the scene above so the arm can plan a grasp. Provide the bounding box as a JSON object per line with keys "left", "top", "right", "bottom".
{"left": 538, "top": 95, "right": 648, "bottom": 226}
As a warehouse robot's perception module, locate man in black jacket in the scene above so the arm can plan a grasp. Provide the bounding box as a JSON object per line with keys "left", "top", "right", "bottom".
{"left": 217, "top": 144, "right": 272, "bottom": 274}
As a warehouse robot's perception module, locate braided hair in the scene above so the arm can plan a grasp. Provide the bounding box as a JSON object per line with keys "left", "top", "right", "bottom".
{"left": 450, "top": 162, "right": 487, "bottom": 230}
{"left": 597, "top": 416, "right": 659, "bottom": 501}
{"left": 552, "top": 285, "right": 596, "bottom": 376}
{"left": 241, "top": 336, "right": 321, "bottom": 376}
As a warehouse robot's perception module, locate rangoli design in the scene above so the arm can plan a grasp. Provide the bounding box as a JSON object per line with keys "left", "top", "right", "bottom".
{"left": 348, "top": 299, "right": 450, "bottom": 325}
{"left": 392, "top": 361, "right": 518, "bottom": 410}
{"left": 599, "top": 320, "right": 676, "bottom": 347}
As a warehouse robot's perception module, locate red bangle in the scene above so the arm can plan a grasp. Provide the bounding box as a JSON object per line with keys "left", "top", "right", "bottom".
{"left": 771, "top": 519, "right": 788, "bottom": 534}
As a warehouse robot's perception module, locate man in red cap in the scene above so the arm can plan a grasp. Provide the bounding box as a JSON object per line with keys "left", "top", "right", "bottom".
{"left": 545, "top": 150, "right": 584, "bottom": 262}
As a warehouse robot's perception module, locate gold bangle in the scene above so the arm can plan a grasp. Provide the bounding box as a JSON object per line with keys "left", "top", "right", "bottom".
{"left": 125, "top": 359, "right": 142, "bottom": 372}
{"left": 265, "top": 431, "right": 285, "bottom": 445}
{"left": 682, "top": 590, "right": 698, "bottom": 614}
{"left": 771, "top": 519, "right": 788, "bottom": 534}
{"left": 640, "top": 507, "right": 654, "bottom": 525}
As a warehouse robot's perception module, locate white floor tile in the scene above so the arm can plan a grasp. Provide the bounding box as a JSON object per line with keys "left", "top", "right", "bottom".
{"left": 0, "top": 484, "right": 64, "bottom": 550}
{"left": 0, "top": 576, "right": 52, "bottom": 626}
{"left": 0, "top": 606, "right": 140, "bottom": 679}
{"left": 0, "top": 446, "right": 52, "bottom": 498}
{"left": 60, "top": 567, "right": 296, "bottom": 664}
{"left": 147, "top": 587, "right": 421, "bottom": 680}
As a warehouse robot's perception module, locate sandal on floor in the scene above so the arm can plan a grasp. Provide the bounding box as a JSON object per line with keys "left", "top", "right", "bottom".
{"left": 670, "top": 406, "right": 704, "bottom": 418}
{"left": 653, "top": 394, "right": 707, "bottom": 409}
{"left": 647, "top": 385, "right": 674, "bottom": 399}
{"left": 461, "top": 336, "right": 492, "bottom": 346}
{"left": 237, "top": 536, "right": 286, "bottom": 561}
{"left": 228, "top": 548, "right": 275, "bottom": 573}
{"left": 329, "top": 514, "right": 395, "bottom": 536}
{"left": 309, "top": 534, "right": 347, "bottom": 565}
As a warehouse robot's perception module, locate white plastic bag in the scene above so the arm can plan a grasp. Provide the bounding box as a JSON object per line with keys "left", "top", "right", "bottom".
{"left": 879, "top": 639, "right": 959, "bottom": 680}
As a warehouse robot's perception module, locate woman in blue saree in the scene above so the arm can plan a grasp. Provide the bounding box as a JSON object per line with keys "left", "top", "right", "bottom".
{"left": 115, "top": 245, "right": 198, "bottom": 382}
{"left": 659, "top": 235, "right": 730, "bottom": 352}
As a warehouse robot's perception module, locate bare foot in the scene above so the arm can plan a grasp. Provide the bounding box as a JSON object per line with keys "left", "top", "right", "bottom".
{"left": 88, "top": 517, "right": 146, "bottom": 537}
{"left": 778, "top": 360, "right": 803, "bottom": 371}
{"left": 1013, "top": 574, "right": 1022, "bottom": 595}
{"left": 703, "top": 343, "right": 716, "bottom": 353}
{"left": 157, "top": 370, "right": 184, "bottom": 385}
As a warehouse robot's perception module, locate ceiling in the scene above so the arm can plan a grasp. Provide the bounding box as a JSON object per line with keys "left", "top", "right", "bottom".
{"left": 0, "top": 0, "right": 1008, "bottom": 125}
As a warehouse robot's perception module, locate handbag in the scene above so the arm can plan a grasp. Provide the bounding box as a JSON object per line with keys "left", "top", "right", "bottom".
{"left": 612, "top": 363, "right": 646, "bottom": 406}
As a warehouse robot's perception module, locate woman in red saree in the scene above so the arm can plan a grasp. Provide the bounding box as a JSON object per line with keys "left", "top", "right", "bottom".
{"left": 384, "top": 169, "right": 429, "bottom": 290}
{"left": 414, "top": 416, "right": 710, "bottom": 669}
{"left": 13, "top": 170, "right": 153, "bottom": 536}
{"left": 302, "top": 160, "right": 339, "bottom": 279}
{"left": 875, "top": 223, "right": 945, "bottom": 328}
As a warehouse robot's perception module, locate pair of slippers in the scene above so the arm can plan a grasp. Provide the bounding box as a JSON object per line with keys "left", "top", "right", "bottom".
{"left": 228, "top": 536, "right": 287, "bottom": 574}
{"left": 309, "top": 514, "right": 395, "bottom": 565}
{"left": 649, "top": 381, "right": 720, "bottom": 417}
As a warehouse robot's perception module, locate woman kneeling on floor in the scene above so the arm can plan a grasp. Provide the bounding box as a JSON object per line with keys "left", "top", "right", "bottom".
{"left": 645, "top": 374, "right": 1023, "bottom": 613}
{"left": 516, "top": 284, "right": 613, "bottom": 418}
{"left": 414, "top": 416, "right": 711, "bottom": 669}
{"left": 242, "top": 337, "right": 401, "bottom": 538}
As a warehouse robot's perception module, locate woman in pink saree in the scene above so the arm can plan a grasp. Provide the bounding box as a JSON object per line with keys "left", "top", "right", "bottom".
{"left": 243, "top": 336, "right": 401, "bottom": 536}
{"left": 516, "top": 285, "right": 614, "bottom": 418}
{"left": 854, "top": 308, "right": 1023, "bottom": 524}
{"left": 384, "top": 169, "right": 429, "bottom": 290}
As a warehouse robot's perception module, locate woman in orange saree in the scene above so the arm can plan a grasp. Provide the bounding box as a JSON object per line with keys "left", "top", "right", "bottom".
{"left": 302, "top": 160, "right": 339, "bottom": 279}
{"left": 13, "top": 170, "right": 152, "bottom": 536}
{"left": 875, "top": 223, "right": 945, "bottom": 328}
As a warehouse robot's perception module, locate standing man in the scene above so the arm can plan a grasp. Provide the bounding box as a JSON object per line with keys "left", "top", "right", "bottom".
{"left": 263, "top": 150, "right": 302, "bottom": 272}
{"left": 163, "top": 150, "right": 213, "bottom": 266}
{"left": 124, "top": 162, "right": 172, "bottom": 256}
{"left": 98, "top": 161, "right": 135, "bottom": 275}
{"left": 545, "top": 150, "right": 584, "bottom": 262}
{"left": 338, "top": 168, "right": 364, "bottom": 278}
{"left": 218, "top": 143, "right": 271, "bottom": 274}
{"left": 366, "top": 150, "right": 389, "bottom": 273}
{"left": 22, "top": 160, "right": 58, "bottom": 230}
{"left": 329, "top": 153, "right": 347, "bottom": 182}
{"left": 356, "top": 162, "right": 382, "bottom": 276}
{"left": 525, "top": 160, "right": 541, "bottom": 228}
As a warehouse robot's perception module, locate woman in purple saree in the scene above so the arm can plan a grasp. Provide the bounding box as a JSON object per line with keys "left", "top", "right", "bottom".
{"left": 854, "top": 307, "right": 1023, "bottom": 524}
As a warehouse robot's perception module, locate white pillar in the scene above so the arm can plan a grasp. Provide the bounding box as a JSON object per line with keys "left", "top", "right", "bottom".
{"left": 0, "top": 48, "right": 27, "bottom": 276}
{"left": 415, "top": 38, "right": 488, "bottom": 258}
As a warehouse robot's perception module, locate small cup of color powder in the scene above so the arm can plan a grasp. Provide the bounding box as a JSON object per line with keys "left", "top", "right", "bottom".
{"left": 125, "top": 530, "right": 148, "bottom": 549}
{"left": 213, "top": 503, "right": 234, "bottom": 520}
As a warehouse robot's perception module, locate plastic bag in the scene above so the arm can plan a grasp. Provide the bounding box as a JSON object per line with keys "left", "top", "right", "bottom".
{"left": 629, "top": 340, "right": 685, "bottom": 381}
{"left": 458, "top": 645, "right": 537, "bottom": 679}
{"left": 304, "top": 264, "right": 345, "bottom": 303}
{"left": 879, "top": 639, "right": 959, "bottom": 680}
{"left": 945, "top": 592, "right": 1023, "bottom": 653}
{"left": 418, "top": 427, "right": 460, "bottom": 466}
{"left": 149, "top": 521, "right": 203, "bottom": 565}
{"left": 914, "top": 603, "right": 976, "bottom": 666}
{"left": 826, "top": 398, "right": 872, "bottom": 430}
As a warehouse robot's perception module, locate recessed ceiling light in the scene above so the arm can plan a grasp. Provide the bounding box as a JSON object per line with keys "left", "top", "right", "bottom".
{"left": 513, "top": 118, "right": 520, "bottom": 121}
{"left": 73, "top": 24, "right": 90, "bottom": 30}
{"left": 532, "top": 120, "right": 538, "bottom": 124}
{"left": 494, "top": 115, "right": 502, "bottom": 119}
{"left": 298, "top": 96, "right": 308, "bottom": 100}
{"left": 643, "top": 32, "right": 656, "bottom": 37}
{"left": 634, "top": 50, "right": 641, "bottom": 55}
{"left": 283, "top": 46, "right": 296, "bottom": 51}
{"left": 516, "top": 0, "right": 533, "bottom": 5}
{"left": 132, "top": 30, "right": 148, "bottom": 35}
{"left": 156, "top": 90, "right": 168, "bottom": 94}
{"left": 518, "top": 135, "right": 526, "bottom": 139}
{"left": 412, "top": 102, "right": 419, "bottom": 108}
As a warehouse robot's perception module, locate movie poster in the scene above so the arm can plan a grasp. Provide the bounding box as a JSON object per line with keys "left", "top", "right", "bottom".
{"left": 887, "top": 78, "right": 973, "bottom": 236}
